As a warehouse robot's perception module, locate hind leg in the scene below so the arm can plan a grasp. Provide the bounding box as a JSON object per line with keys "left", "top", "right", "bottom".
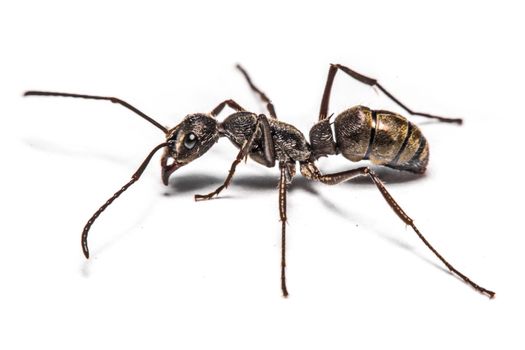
{"left": 318, "top": 64, "right": 462, "bottom": 124}
{"left": 300, "top": 161, "right": 494, "bottom": 298}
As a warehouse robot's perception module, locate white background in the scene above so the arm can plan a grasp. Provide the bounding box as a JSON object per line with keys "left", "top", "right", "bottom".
{"left": 1, "top": 1, "right": 524, "bottom": 349}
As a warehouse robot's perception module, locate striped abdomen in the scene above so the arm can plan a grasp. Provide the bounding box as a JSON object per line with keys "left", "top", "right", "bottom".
{"left": 334, "top": 106, "right": 429, "bottom": 173}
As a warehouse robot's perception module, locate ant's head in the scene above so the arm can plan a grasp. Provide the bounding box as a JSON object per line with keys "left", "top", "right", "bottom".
{"left": 23, "top": 91, "right": 225, "bottom": 257}
{"left": 161, "top": 113, "right": 219, "bottom": 185}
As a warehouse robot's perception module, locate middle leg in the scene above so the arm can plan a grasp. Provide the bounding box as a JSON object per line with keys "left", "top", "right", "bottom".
{"left": 278, "top": 161, "right": 289, "bottom": 297}
{"left": 236, "top": 64, "right": 278, "bottom": 119}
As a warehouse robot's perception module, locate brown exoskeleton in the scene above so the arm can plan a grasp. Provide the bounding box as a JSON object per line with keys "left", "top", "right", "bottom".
{"left": 24, "top": 63, "right": 494, "bottom": 298}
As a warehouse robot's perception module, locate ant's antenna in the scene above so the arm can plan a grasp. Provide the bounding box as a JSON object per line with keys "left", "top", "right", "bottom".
{"left": 81, "top": 142, "right": 169, "bottom": 258}
{"left": 24, "top": 91, "right": 168, "bottom": 134}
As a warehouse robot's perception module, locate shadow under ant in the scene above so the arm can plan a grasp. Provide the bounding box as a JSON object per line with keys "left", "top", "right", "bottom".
{"left": 162, "top": 171, "right": 445, "bottom": 275}
{"left": 28, "top": 137, "right": 443, "bottom": 277}
{"left": 165, "top": 165, "right": 423, "bottom": 195}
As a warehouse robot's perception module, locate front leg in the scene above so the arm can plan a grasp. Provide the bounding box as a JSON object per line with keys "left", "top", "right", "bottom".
{"left": 210, "top": 99, "right": 246, "bottom": 117}
{"left": 194, "top": 114, "right": 275, "bottom": 201}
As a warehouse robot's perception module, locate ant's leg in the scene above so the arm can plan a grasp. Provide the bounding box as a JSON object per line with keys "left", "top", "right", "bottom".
{"left": 194, "top": 115, "right": 275, "bottom": 201}
{"left": 318, "top": 64, "right": 462, "bottom": 124}
{"left": 278, "top": 162, "right": 289, "bottom": 297}
{"left": 210, "top": 99, "right": 247, "bottom": 117}
{"left": 23, "top": 91, "right": 168, "bottom": 133}
{"left": 300, "top": 162, "right": 495, "bottom": 298}
{"left": 236, "top": 64, "right": 278, "bottom": 119}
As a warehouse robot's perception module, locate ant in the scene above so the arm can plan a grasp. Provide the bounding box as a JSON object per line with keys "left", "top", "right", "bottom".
{"left": 24, "top": 63, "right": 495, "bottom": 298}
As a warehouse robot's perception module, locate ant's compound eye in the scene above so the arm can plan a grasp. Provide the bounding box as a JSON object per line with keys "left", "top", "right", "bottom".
{"left": 183, "top": 132, "right": 198, "bottom": 150}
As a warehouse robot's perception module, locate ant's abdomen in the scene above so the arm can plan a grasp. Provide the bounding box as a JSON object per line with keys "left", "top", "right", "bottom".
{"left": 334, "top": 106, "right": 429, "bottom": 174}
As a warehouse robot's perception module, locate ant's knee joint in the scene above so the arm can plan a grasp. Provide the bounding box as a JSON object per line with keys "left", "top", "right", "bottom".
{"left": 299, "top": 161, "right": 319, "bottom": 180}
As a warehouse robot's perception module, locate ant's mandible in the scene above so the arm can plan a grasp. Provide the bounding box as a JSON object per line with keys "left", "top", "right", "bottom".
{"left": 24, "top": 63, "right": 494, "bottom": 299}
